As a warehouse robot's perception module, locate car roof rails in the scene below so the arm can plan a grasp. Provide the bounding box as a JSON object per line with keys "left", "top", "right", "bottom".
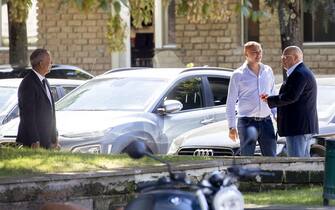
{"left": 103, "top": 67, "right": 150, "bottom": 75}
{"left": 181, "top": 66, "right": 234, "bottom": 73}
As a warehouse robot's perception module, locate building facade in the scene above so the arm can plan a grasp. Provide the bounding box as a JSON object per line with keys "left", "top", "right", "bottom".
{"left": 155, "top": 0, "right": 335, "bottom": 75}
{"left": 0, "top": 0, "right": 334, "bottom": 75}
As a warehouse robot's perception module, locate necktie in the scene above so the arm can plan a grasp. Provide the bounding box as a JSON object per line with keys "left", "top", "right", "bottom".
{"left": 42, "top": 79, "right": 47, "bottom": 91}
{"left": 42, "top": 78, "right": 52, "bottom": 104}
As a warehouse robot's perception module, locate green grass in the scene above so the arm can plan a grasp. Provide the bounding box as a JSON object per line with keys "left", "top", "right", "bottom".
{"left": 0, "top": 147, "right": 211, "bottom": 177}
{"left": 244, "top": 186, "right": 335, "bottom": 206}
{"left": 2, "top": 148, "right": 334, "bottom": 206}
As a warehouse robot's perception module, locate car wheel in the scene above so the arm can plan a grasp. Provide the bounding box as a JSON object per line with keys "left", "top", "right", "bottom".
{"left": 122, "top": 142, "right": 154, "bottom": 155}
{"left": 310, "top": 144, "right": 325, "bottom": 157}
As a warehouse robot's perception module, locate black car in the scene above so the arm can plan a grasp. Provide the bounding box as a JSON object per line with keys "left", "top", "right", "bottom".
{"left": 0, "top": 64, "right": 94, "bottom": 80}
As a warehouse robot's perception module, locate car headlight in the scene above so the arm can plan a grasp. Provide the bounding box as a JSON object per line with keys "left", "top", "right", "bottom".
{"left": 167, "top": 136, "right": 185, "bottom": 155}
{"left": 72, "top": 144, "right": 101, "bottom": 154}
{"left": 213, "top": 186, "right": 244, "bottom": 210}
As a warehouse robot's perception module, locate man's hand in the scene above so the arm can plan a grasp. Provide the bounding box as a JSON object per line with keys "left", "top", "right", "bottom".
{"left": 260, "top": 93, "right": 268, "bottom": 102}
{"left": 31, "top": 141, "right": 40, "bottom": 149}
{"left": 229, "top": 128, "right": 238, "bottom": 141}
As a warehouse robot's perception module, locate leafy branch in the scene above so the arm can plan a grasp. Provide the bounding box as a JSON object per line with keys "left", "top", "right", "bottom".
{"left": 6, "top": 0, "right": 32, "bottom": 23}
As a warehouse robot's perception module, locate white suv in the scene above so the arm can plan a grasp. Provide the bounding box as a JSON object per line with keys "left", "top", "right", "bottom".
{"left": 0, "top": 67, "right": 232, "bottom": 154}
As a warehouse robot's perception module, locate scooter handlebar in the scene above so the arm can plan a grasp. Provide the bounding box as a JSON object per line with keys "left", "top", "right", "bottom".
{"left": 227, "top": 166, "right": 275, "bottom": 178}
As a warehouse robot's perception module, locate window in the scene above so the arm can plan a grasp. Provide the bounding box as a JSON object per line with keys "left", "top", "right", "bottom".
{"left": 166, "top": 77, "right": 203, "bottom": 111}
{"left": 207, "top": 77, "right": 230, "bottom": 106}
{"left": 2, "top": 105, "right": 19, "bottom": 125}
{"left": 50, "top": 87, "right": 59, "bottom": 101}
{"left": 0, "top": 0, "right": 37, "bottom": 47}
{"left": 46, "top": 69, "right": 93, "bottom": 80}
{"left": 56, "top": 78, "right": 169, "bottom": 111}
{"left": 242, "top": 0, "right": 259, "bottom": 43}
{"left": 163, "top": 0, "right": 176, "bottom": 46}
{"left": 62, "top": 86, "right": 78, "bottom": 95}
{"left": 303, "top": 1, "right": 335, "bottom": 42}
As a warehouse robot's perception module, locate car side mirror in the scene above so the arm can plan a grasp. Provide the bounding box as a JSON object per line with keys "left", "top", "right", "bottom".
{"left": 157, "top": 100, "right": 183, "bottom": 115}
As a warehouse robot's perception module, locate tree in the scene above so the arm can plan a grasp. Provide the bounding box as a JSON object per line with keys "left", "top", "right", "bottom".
{"left": 264, "top": 0, "right": 335, "bottom": 78}
{"left": 6, "top": 0, "right": 31, "bottom": 67}
{"left": 265, "top": 0, "right": 302, "bottom": 50}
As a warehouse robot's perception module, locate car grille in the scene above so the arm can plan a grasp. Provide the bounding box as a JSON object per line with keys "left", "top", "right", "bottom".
{"left": 178, "top": 147, "right": 234, "bottom": 156}
{"left": 0, "top": 141, "right": 23, "bottom": 148}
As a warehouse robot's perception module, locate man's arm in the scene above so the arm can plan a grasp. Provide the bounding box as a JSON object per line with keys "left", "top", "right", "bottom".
{"left": 226, "top": 73, "right": 239, "bottom": 141}
{"left": 267, "top": 72, "right": 307, "bottom": 108}
{"left": 18, "top": 80, "right": 40, "bottom": 146}
{"left": 269, "top": 68, "right": 277, "bottom": 118}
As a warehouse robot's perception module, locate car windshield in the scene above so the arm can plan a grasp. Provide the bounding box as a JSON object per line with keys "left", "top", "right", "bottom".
{"left": 0, "top": 87, "right": 17, "bottom": 115}
{"left": 318, "top": 85, "right": 335, "bottom": 121}
{"left": 56, "top": 77, "right": 168, "bottom": 111}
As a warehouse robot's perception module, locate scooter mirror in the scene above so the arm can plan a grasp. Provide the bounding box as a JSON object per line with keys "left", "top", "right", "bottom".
{"left": 125, "top": 140, "right": 148, "bottom": 159}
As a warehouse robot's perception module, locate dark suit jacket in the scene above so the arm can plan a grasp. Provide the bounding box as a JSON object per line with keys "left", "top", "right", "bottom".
{"left": 267, "top": 63, "right": 319, "bottom": 136}
{"left": 16, "top": 71, "right": 57, "bottom": 148}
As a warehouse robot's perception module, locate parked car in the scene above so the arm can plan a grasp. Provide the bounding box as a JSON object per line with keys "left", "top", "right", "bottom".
{"left": 0, "top": 64, "right": 94, "bottom": 80}
{"left": 102, "top": 67, "right": 147, "bottom": 75}
{"left": 0, "top": 67, "right": 233, "bottom": 153}
{"left": 168, "top": 77, "right": 335, "bottom": 157}
{"left": 167, "top": 119, "right": 287, "bottom": 156}
{"left": 0, "top": 78, "right": 85, "bottom": 126}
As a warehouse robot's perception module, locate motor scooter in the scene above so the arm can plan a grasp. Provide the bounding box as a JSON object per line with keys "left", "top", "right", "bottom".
{"left": 124, "top": 127, "right": 272, "bottom": 210}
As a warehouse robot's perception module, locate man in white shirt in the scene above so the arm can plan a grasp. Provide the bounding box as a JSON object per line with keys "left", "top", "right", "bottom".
{"left": 226, "top": 41, "right": 277, "bottom": 156}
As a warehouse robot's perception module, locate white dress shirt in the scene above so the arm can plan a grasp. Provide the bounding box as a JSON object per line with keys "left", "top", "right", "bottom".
{"left": 286, "top": 61, "right": 303, "bottom": 77}
{"left": 226, "top": 62, "right": 276, "bottom": 128}
{"left": 32, "top": 69, "right": 52, "bottom": 104}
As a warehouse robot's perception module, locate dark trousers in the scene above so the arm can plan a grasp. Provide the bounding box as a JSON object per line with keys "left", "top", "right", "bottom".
{"left": 237, "top": 116, "right": 277, "bottom": 156}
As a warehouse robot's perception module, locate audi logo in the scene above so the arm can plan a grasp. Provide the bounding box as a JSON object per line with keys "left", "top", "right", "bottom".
{"left": 193, "top": 149, "right": 214, "bottom": 156}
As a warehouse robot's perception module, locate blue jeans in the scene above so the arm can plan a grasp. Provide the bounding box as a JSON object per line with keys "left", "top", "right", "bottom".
{"left": 286, "top": 134, "right": 312, "bottom": 157}
{"left": 237, "top": 116, "right": 277, "bottom": 156}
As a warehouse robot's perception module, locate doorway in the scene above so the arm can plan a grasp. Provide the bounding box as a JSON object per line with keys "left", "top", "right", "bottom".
{"left": 131, "top": 33, "right": 154, "bottom": 67}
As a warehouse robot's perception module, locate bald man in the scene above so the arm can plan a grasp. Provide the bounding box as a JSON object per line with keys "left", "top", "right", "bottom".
{"left": 226, "top": 41, "right": 277, "bottom": 156}
{"left": 261, "top": 46, "right": 319, "bottom": 157}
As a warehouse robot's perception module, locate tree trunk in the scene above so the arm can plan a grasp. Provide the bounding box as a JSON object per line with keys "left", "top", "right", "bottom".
{"left": 277, "top": 0, "right": 303, "bottom": 79}
{"left": 7, "top": 1, "right": 28, "bottom": 67}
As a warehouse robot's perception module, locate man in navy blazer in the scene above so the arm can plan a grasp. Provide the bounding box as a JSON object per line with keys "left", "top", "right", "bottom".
{"left": 16, "top": 49, "right": 59, "bottom": 149}
{"left": 261, "top": 46, "right": 318, "bottom": 157}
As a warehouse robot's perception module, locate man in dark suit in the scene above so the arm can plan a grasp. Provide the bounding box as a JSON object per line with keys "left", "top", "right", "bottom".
{"left": 261, "top": 46, "right": 318, "bottom": 157}
{"left": 16, "top": 49, "right": 59, "bottom": 149}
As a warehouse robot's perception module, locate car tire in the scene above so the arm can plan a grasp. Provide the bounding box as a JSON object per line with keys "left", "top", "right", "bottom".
{"left": 310, "top": 144, "right": 325, "bottom": 157}
{"left": 122, "top": 142, "right": 154, "bottom": 155}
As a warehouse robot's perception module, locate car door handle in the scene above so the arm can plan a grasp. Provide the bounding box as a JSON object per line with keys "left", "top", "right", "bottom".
{"left": 200, "top": 118, "right": 215, "bottom": 125}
